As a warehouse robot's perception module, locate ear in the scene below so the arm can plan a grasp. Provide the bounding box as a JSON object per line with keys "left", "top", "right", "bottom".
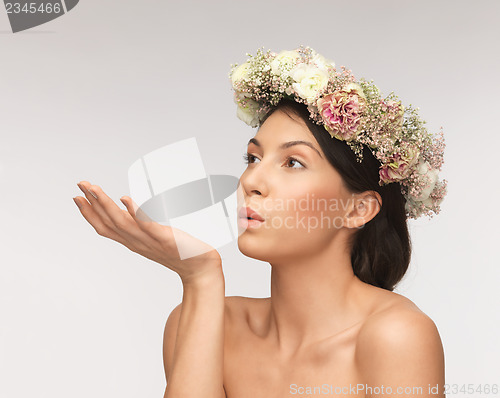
{"left": 343, "top": 190, "right": 382, "bottom": 229}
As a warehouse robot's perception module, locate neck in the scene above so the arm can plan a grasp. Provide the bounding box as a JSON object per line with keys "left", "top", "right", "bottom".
{"left": 264, "top": 235, "right": 369, "bottom": 356}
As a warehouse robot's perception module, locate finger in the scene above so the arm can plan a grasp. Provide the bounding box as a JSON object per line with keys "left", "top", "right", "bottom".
{"left": 79, "top": 182, "right": 154, "bottom": 245}
{"left": 119, "top": 196, "right": 174, "bottom": 246}
{"left": 74, "top": 194, "right": 164, "bottom": 259}
{"left": 77, "top": 181, "right": 116, "bottom": 228}
{"left": 119, "top": 196, "right": 217, "bottom": 260}
{"left": 73, "top": 195, "right": 131, "bottom": 246}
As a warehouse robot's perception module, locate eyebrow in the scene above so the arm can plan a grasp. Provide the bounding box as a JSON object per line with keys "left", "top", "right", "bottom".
{"left": 247, "top": 138, "right": 323, "bottom": 159}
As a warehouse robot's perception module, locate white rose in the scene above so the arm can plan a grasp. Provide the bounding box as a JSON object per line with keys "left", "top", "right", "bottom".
{"left": 231, "top": 62, "right": 251, "bottom": 87}
{"left": 410, "top": 159, "right": 439, "bottom": 202}
{"left": 235, "top": 93, "right": 260, "bottom": 128}
{"left": 270, "top": 50, "right": 301, "bottom": 76}
{"left": 290, "top": 64, "right": 329, "bottom": 103}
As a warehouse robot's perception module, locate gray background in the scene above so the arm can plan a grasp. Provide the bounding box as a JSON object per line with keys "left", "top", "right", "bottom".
{"left": 1, "top": 0, "right": 499, "bottom": 397}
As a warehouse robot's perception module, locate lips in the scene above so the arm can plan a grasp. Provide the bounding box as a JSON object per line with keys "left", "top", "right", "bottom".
{"left": 238, "top": 206, "right": 265, "bottom": 222}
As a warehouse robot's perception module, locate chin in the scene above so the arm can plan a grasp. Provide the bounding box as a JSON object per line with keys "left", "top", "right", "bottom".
{"left": 237, "top": 233, "right": 300, "bottom": 264}
{"left": 237, "top": 234, "right": 273, "bottom": 262}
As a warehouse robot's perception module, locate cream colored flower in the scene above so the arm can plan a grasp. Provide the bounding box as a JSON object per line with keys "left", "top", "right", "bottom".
{"left": 270, "top": 50, "right": 301, "bottom": 76}
{"left": 290, "top": 64, "right": 329, "bottom": 103}
{"left": 235, "top": 92, "right": 260, "bottom": 128}
{"left": 231, "top": 62, "right": 251, "bottom": 87}
{"left": 410, "top": 159, "right": 439, "bottom": 201}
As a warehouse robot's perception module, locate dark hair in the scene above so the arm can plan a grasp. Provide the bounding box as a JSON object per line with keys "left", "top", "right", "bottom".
{"left": 259, "top": 99, "right": 411, "bottom": 291}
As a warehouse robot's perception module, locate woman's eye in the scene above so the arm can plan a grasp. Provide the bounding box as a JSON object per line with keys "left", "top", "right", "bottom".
{"left": 285, "top": 157, "right": 305, "bottom": 169}
{"left": 243, "top": 153, "right": 260, "bottom": 164}
{"left": 243, "top": 153, "right": 305, "bottom": 169}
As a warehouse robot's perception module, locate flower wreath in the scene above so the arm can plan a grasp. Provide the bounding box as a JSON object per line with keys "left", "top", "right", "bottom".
{"left": 229, "top": 45, "right": 447, "bottom": 220}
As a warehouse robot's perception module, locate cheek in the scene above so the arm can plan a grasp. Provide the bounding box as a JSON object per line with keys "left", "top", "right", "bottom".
{"left": 269, "top": 182, "right": 348, "bottom": 234}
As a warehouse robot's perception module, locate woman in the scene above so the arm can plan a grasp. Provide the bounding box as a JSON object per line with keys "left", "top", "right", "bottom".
{"left": 73, "top": 46, "right": 446, "bottom": 398}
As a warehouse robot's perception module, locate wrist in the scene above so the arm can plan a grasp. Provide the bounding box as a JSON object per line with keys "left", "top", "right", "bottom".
{"left": 180, "top": 262, "right": 225, "bottom": 290}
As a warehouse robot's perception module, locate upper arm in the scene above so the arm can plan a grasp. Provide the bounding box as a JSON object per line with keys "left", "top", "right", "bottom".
{"left": 162, "top": 302, "right": 183, "bottom": 384}
{"left": 355, "top": 308, "right": 445, "bottom": 398}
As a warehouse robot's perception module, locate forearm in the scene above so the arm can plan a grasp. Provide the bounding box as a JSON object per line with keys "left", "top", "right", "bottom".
{"left": 166, "top": 269, "right": 225, "bottom": 398}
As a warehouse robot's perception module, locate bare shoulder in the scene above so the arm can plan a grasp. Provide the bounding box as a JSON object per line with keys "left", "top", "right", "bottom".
{"left": 164, "top": 296, "right": 257, "bottom": 322}
{"left": 224, "top": 295, "right": 249, "bottom": 311}
{"left": 356, "top": 292, "right": 442, "bottom": 355}
{"left": 163, "top": 295, "right": 257, "bottom": 337}
{"left": 224, "top": 295, "right": 267, "bottom": 318}
{"left": 365, "top": 301, "right": 437, "bottom": 335}
{"left": 355, "top": 292, "right": 445, "bottom": 393}
{"left": 223, "top": 295, "right": 270, "bottom": 335}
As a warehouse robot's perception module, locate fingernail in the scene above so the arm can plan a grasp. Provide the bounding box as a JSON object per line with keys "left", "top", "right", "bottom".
{"left": 73, "top": 197, "right": 82, "bottom": 209}
{"left": 88, "top": 188, "right": 98, "bottom": 200}
{"left": 131, "top": 199, "right": 139, "bottom": 213}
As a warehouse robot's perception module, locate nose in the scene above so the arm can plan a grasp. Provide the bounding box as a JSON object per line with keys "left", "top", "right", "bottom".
{"left": 238, "top": 163, "right": 268, "bottom": 198}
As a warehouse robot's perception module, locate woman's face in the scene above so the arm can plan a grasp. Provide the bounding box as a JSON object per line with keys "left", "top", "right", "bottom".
{"left": 236, "top": 109, "right": 356, "bottom": 263}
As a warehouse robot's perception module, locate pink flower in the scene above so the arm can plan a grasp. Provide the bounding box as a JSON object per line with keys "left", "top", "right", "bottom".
{"left": 379, "top": 148, "right": 420, "bottom": 184}
{"left": 317, "top": 83, "right": 367, "bottom": 141}
{"left": 381, "top": 99, "right": 405, "bottom": 127}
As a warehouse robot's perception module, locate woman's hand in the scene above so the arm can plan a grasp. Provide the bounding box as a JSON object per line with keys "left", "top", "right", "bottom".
{"left": 73, "top": 181, "right": 223, "bottom": 284}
